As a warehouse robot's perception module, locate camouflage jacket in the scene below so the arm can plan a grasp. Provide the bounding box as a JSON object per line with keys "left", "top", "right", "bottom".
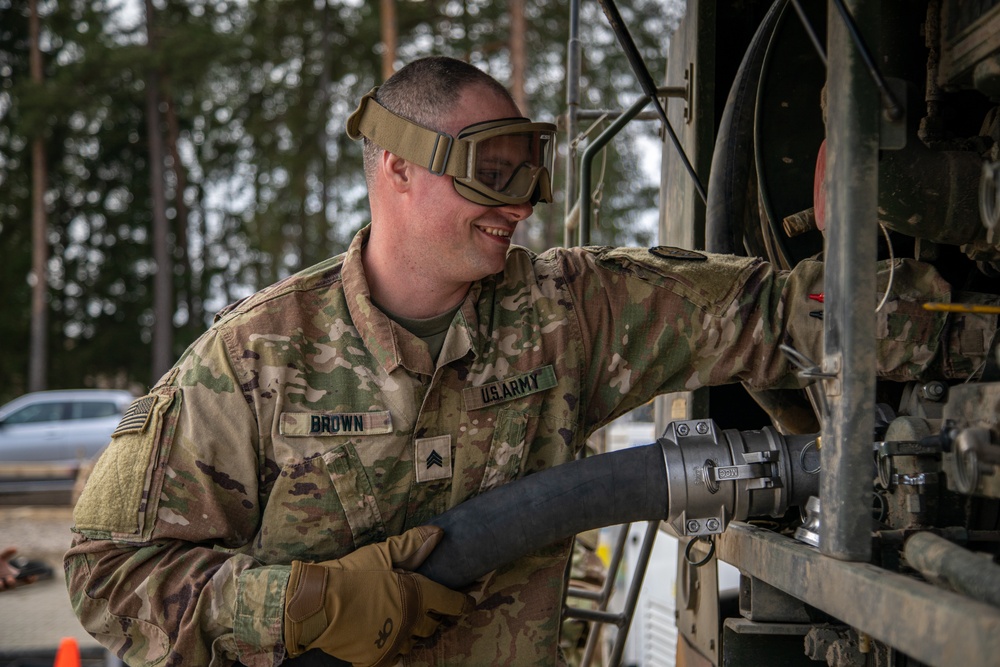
{"left": 65, "top": 226, "right": 989, "bottom": 667}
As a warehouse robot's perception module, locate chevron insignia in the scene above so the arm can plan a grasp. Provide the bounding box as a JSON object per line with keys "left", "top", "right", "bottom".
{"left": 426, "top": 450, "right": 444, "bottom": 468}
{"left": 415, "top": 435, "right": 452, "bottom": 483}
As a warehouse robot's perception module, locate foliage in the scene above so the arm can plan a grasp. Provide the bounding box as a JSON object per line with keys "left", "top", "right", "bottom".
{"left": 0, "top": 0, "right": 679, "bottom": 402}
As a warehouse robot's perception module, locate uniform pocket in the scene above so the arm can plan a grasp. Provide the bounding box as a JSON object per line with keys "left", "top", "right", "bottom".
{"left": 479, "top": 409, "right": 529, "bottom": 493}
{"left": 594, "top": 246, "right": 759, "bottom": 316}
{"left": 257, "top": 442, "right": 385, "bottom": 562}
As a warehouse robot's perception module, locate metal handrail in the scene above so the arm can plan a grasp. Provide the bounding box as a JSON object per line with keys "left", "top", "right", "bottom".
{"left": 577, "top": 96, "right": 651, "bottom": 246}
{"left": 564, "top": 521, "right": 661, "bottom": 666}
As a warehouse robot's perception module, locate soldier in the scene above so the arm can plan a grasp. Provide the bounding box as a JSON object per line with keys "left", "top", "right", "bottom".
{"left": 65, "top": 56, "right": 995, "bottom": 667}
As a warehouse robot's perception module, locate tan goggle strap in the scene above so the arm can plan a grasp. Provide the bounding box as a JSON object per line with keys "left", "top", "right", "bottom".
{"left": 346, "top": 88, "right": 469, "bottom": 177}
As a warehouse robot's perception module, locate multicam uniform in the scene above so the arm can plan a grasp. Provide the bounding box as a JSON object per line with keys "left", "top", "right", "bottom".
{"left": 65, "top": 226, "right": 990, "bottom": 667}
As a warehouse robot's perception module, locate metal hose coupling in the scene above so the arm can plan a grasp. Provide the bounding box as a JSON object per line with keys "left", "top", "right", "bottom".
{"left": 659, "top": 419, "right": 821, "bottom": 537}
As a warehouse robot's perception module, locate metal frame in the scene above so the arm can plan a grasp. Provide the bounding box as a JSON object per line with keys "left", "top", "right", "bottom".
{"left": 713, "top": 2, "right": 997, "bottom": 664}
{"left": 564, "top": 0, "right": 1000, "bottom": 665}
{"left": 717, "top": 523, "right": 1000, "bottom": 667}
{"left": 564, "top": 522, "right": 661, "bottom": 667}
{"left": 818, "top": 0, "right": 880, "bottom": 561}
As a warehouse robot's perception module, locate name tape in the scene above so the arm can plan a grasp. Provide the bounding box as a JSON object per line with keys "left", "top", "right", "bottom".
{"left": 280, "top": 411, "right": 393, "bottom": 437}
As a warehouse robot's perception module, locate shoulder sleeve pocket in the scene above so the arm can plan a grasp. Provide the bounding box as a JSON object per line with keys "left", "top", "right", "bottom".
{"left": 74, "top": 387, "right": 181, "bottom": 541}
{"left": 593, "top": 247, "right": 761, "bottom": 315}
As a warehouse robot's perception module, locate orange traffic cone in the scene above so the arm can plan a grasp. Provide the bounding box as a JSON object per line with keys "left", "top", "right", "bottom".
{"left": 53, "top": 637, "right": 81, "bottom": 667}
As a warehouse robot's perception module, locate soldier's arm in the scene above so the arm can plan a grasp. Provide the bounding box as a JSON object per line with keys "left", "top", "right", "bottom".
{"left": 65, "top": 328, "right": 288, "bottom": 667}
{"left": 556, "top": 248, "right": 994, "bottom": 426}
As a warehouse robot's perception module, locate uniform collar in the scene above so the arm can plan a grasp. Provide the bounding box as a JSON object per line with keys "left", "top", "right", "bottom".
{"left": 342, "top": 225, "right": 481, "bottom": 376}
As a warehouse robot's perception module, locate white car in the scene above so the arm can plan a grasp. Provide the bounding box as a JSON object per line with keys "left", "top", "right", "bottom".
{"left": 0, "top": 389, "right": 134, "bottom": 466}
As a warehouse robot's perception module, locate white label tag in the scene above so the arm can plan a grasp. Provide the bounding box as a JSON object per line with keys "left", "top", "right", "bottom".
{"left": 415, "top": 435, "right": 452, "bottom": 483}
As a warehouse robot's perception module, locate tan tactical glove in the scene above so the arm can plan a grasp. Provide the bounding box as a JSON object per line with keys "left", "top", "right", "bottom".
{"left": 283, "top": 525, "right": 471, "bottom": 666}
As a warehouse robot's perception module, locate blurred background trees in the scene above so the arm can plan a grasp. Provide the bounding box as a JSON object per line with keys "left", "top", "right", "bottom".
{"left": 0, "top": 0, "right": 680, "bottom": 403}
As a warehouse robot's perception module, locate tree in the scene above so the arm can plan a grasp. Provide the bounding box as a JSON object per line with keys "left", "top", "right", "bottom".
{"left": 145, "top": 0, "right": 173, "bottom": 383}
{"left": 381, "top": 0, "right": 397, "bottom": 80}
{"left": 28, "top": 0, "right": 48, "bottom": 392}
{"left": 0, "top": 0, "right": 674, "bottom": 403}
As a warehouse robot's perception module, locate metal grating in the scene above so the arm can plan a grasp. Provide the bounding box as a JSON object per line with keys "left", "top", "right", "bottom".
{"left": 642, "top": 597, "right": 678, "bottom": 667}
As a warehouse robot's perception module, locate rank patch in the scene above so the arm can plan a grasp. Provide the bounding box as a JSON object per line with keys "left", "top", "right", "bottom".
{"left": 415, "top": 435, "right": 452, "bottom": 483}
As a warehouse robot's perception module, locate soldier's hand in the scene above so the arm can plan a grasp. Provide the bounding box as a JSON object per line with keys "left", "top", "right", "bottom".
{"left": 283, "top": 525, "right": 471, "bottom": 666}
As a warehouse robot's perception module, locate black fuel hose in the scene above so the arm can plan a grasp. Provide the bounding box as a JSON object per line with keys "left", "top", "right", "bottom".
{"left": 417, "top": 441, "right": 668, "bottom": 589}
{"left": 283, "top": 443, "right": 667, "bottom": 667}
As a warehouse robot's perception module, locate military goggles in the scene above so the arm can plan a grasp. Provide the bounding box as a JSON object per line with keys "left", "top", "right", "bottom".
{"left": 347, "top": 87, "right": 557, "bottom": 206}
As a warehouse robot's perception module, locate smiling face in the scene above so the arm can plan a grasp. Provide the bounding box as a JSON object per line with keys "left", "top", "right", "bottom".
{"left": 370, "top": 83, "right": 535, "bottom": 309}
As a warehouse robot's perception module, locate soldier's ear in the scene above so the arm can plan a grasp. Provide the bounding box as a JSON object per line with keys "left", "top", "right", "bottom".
{"left": 382, "top": 151, "right": 413, "bottom": 194}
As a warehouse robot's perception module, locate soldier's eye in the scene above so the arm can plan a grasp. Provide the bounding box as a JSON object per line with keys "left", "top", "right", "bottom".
{"left": 477, "top": 169, "right": 504, "bottom": 187}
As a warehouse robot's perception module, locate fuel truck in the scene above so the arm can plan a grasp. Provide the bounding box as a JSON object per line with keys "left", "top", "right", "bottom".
{"left": 413, "top": 1, "right": 1000, "bottom": 665}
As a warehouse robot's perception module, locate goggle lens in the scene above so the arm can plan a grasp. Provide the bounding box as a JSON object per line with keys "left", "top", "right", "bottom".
{"left": 468, "top": 129, "right": 555, "bottom": 201}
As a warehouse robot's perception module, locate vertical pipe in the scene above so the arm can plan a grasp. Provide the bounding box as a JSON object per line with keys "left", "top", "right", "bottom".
{"left": 578, "top": 97, "right": 650, "bottom": 245}
{"left": 564, "top": 0, "right": 582, "bottom": 247}
{"left": 578, "top": 524, "right": 631, "bottom": 667}
{"left": 820, "top": 0, "right": 879, "bottom": 561}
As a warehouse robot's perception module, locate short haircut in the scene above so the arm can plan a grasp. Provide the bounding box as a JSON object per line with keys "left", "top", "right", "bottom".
{"left": 361, "top": 56, "right": 517, "bottom": 186}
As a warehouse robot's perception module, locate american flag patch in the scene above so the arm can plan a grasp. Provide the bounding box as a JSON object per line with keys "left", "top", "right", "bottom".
{"left": 112, "top": 395, "right": 156, "bottom": 438}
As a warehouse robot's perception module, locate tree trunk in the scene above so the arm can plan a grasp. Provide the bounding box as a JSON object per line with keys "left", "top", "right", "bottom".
{"left": 164, "top": 89, "right": 200, "bottom": 330}
{"left": 146, "top": 0, "right": 173, "bottom": 383}
{"left": 509, "top": 0, "right": 533, "bottom": 247}
{"left": 380, "top": 0, "right": 397, "bottom": 80}
{"left": 317, "top": 1, "right": 331, "bottom": 264}
{"left": 509, "top": 0, "right": 528, "bottom": 115}
{"left": 28, "top": 0, "right": 49, "bottom": 393}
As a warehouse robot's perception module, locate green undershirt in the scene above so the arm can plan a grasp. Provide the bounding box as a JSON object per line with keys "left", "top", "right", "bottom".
{"left": 378, "top": 303, "right": 461, "bottom": 361}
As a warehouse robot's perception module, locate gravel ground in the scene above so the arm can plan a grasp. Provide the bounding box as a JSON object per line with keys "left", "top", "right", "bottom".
{"left": 0, "top": 504, "right": 108, "bottom": 657}
{"left": 0, "top": 504, "right": 76, "bottom": 562}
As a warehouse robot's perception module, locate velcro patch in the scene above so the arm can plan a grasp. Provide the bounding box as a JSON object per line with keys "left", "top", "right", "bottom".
{"left": 415, "top": 435, "right": 452, "bottom": 483}
{"left": 463, "top": 365, "right": 557, "bottom": 411}
{"left": 649, "top": 245, "right": 707, "bottom": 261}
{"left": 280, "top": 411, "right": 393, "bottom": 437}
{"left": 112, "top": 395, "right": 157, "bottom": 438}
{"left": 74, "top": 388, "right": 178, "bottom": 539}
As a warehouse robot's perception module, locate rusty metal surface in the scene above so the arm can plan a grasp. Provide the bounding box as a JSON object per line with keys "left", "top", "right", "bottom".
{"left": 904, "top": 530, "right": 1000, "bottom": 608}
{"left": 717, "top": 522, "right": 1000, "bottom": 666}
